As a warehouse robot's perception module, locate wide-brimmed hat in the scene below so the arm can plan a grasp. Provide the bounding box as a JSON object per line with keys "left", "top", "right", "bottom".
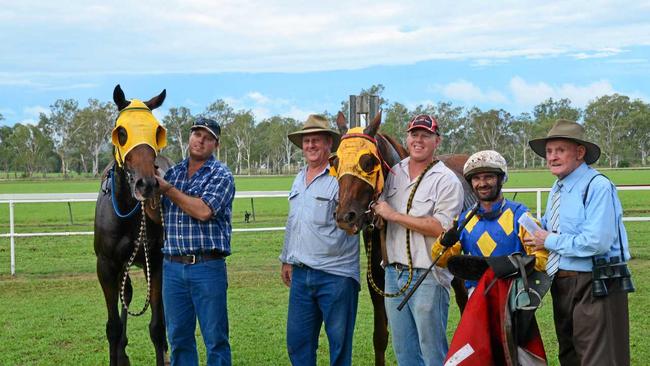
{"left": 288, "top": 114, "right": 340, "bottom": 152}
{"left": 528, "top": 119, "right": 601, "bottom": 165}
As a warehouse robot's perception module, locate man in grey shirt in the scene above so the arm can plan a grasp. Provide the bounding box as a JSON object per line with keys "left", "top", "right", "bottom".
{"left": 280, "top": 114, "right": 360, "bottom": 366}
{"left": 373, "top": 114, "right": 464, "bottom": 366}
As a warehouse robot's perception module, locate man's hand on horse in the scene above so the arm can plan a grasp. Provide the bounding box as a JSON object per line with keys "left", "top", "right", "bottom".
{"left": 440, "top": 220, "right": 460, "bottom": 247}
{"left": 371, "top": 200, "right": 397, "bottom": 221}
{"left": 154, "top": 175, "right": 173, "bottom": 195}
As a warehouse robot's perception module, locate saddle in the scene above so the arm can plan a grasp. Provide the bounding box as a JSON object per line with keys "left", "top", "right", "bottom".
{"left": 448, "top": 253, "right": 552, "bottom": 346}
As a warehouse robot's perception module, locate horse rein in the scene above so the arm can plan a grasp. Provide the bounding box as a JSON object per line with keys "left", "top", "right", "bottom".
{"left": 107, "top": 164, "right": 157, "bottom": 317}
{"left": 367, "top": 159, "right": 437, "bottom": 298}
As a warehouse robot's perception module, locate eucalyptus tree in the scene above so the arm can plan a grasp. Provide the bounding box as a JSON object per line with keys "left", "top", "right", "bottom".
{"left": 468, "top": 108, "right": 513, "bottom": 151}
{"left": 162, "top": 106, "right": 194, "bottom": 162}
{"left": 226, "top": 110, "right": 255, "bottom": 175}
{"left": 37, "top": 99, "right": 81, "bottom": 177}
{"left": 584, "top": 94, "right": 635, "bottom": 167}
{"left": 0, "top": 125, "right": 14, "bottom": 177}
{"left": 7, "top": 123, "right": 53, "bottom": 177}
{"left": 72, "top": 99, "right": 116, "bottom": 176}
{"left": 509, "top": 113, "right": 536, "bottom": 168}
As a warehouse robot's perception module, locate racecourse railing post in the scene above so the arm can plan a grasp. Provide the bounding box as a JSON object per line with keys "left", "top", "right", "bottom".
{"left": 10, "top": 200, "right": 15, "bottom": 276}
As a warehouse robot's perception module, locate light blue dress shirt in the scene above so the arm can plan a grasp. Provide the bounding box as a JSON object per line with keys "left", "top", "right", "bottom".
{"left": 543, "top": 163, "right": 631, "bottom": 272}
{"left": 280, "top": 165, "right": 360, "bottom": 283}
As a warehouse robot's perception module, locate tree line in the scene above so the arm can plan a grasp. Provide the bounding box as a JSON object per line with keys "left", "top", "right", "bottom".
{"left": 0, "top": 84, "right": 648, "bottom": 178}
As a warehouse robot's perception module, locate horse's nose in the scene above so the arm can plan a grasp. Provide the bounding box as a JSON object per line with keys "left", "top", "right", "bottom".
{"left": 136, "top": 177, "right": 157, "bottom": 198}
{"left": 343, "top": 211, "right": 357, "bottom": 223}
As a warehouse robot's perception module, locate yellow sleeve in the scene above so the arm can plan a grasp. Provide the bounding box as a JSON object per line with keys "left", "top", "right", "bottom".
{"left": 518, "top": 212, "right": 548, "bottom": 272}
{"left": 431, "top": 234, "right": 462, "bottom": 268}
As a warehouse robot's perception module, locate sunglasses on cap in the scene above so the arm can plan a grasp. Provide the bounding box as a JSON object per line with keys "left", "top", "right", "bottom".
{"left": 407, "top": 114, "right": 439, "bottom": 135}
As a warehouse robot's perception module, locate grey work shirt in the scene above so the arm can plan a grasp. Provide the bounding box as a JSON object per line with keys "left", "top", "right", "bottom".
{"left": 280, "top": 165, "right": 360, "bottom": 283}
{"left": 383, "top": 158, "right": 464, "bottom": 288}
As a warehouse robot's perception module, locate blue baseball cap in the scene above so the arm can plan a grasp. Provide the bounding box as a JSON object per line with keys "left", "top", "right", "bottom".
{"left": 191, "top": 117, "right": 221, "bottom": 140}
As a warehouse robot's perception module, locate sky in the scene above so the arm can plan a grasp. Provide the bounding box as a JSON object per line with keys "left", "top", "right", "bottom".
{"left": 1, "top": 0, "right": 649, "bottom": 126}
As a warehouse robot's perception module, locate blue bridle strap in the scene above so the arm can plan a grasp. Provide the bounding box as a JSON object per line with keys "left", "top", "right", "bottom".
{"left": 110, "top": 165, "right": 141, "bottom": 219}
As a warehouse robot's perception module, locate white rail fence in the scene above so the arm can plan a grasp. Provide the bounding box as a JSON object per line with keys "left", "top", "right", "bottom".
{"left": 2, "top": 187, "right": 649, "bottom": 276}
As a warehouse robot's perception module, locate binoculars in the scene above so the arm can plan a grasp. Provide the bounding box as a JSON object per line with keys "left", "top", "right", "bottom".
{"left": 592, "top": 256, "right": 635, "bottom": 297}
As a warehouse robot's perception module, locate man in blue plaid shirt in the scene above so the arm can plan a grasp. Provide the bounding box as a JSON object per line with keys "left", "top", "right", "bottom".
{"left": 156, "top": 117, "right": 235, "bottom": 366}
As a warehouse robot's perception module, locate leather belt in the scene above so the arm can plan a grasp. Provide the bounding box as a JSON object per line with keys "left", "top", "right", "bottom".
{"left": 389, "top": 263, "right": 408, "bottom": 271}
{"left": 166, "top": 252, "right": 225, "bottom": 265}
{"left": 556, "top": 270, "right": 579, "bottom": 278}
{"left": 293, "top": 262, "right": 312, "bottom": 270}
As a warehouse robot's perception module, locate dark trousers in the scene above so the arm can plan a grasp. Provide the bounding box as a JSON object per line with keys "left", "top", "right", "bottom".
{"left": 551, "top": 272, "right": 629, "bottom": 366}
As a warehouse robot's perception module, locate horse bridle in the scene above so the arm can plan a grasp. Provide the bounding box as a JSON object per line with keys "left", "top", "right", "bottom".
{"left": 329, "top": 130, "right": 391, "bottom": 231}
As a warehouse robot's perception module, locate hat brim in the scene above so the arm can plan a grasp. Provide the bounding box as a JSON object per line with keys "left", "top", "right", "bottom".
{"left": 191, "top": 125, "right": 219, "bottom": 141}
{"left": 529, "top": 136, "right": 601, "bottom": 165}
{"left": 288, "top": 129, "right": 340, "bottom": 152}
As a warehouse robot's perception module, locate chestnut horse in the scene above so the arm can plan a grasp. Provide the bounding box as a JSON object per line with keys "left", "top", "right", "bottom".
{"left": 330, "top": 111, "right": 475, "bottom": 366}
{"left": 94, "top": 85, "right": 172, "bottom": 366}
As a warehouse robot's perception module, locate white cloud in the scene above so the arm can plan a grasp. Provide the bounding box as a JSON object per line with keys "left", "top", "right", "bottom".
{"left": 437, "top": 80, "right": 509, "bottom": 104}
{"left": 2, "top": 1, "right": 650, "bottom": 74}
{"left": 23, "top": 105, "right": 49, "bottom": 118}
{"left": 223, "top": 91, "right": 309, "bottom": 121}
{"left": 509, "top": 76, "right": 616, "bottom": 108}
{"left": 572, "top": 48, "right": 623, "bottom": 59}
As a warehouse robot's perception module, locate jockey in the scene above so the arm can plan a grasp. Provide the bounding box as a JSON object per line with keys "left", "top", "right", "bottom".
{"left": 432, "top": 150, "right": 548, "bottom": 292}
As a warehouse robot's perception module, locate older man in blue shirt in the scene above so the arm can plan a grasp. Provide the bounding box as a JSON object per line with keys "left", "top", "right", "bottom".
{"left": 156, "top": 117, "right": 235, "bottom": 366}
{"left": 280, "top": 114, "right": 360, "bottom": 366}
{"left": 526, "top": 119, "right": 632, "bottom": 366}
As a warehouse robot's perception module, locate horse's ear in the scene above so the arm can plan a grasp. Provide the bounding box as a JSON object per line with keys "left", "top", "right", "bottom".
{"left": 113, "top": 84, "right": 129, "bottom": 111}
{"left": 145, "top": 89, "right": 166, "bottom": 110}
{"left": 363, "top": 110, "right": 382, "bottom": 137}
{"left": 336, "top": 111, "right": 348, "bottom": 135}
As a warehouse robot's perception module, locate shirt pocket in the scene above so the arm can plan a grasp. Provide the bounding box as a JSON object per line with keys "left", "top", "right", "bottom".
{"left": 312, "top": 194, "right": 335, "bottom": 226}
{"left": 561, "top": 216, "right": 583, "bottom": 234}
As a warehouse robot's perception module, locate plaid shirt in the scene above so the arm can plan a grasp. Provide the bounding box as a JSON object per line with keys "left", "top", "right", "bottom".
{"left": 161, "top": 155, "right": 235, "bottom": 256}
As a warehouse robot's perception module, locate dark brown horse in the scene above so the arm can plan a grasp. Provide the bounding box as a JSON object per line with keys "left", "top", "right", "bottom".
{"left": 330, "top": 111, "right": 475, "bottom": 366}
{"left": 94, "top": 85, "right": 172, "bottom": 366}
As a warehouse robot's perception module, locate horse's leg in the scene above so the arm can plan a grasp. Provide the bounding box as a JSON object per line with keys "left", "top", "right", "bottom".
{"left": 366, "top": 230, "right": 388, "bottom": 366}
{"left": 451, "top": 277, "right": 468, "bottom": 314}
{"left": 369, "top": 285, "right": 388, "bottom": 366}
{"left": 118, "top": 274, "right": 133, "bottom": 366}
{"left": 97, "top": 257, "right": 128, "bottom": 366}
{"left": 148, "top": 259, "right": 169, "bottom": 366}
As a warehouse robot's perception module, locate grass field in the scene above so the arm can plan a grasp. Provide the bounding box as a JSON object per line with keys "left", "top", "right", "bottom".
{"left": 0, "top": 171, "right": 648, "bottom": 365}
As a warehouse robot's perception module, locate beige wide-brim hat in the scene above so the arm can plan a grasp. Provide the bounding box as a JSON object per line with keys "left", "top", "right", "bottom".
{"left": 529, "top": 119, "right": 601, "bottom": 165}
{"left": 288, "top": 114, "right": 341, "bottom": 152}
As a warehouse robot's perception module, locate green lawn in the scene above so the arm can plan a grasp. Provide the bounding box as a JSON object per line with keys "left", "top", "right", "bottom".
{"left": 0, "top": 172, "right": 648, "bottom": 365}
{"left": 0, "top": 223, "right": 648, "bottom": 365}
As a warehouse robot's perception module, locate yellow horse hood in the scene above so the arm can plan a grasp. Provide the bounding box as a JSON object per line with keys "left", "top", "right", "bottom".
{"left": 111, "top": 99, "right": 167, "bottom": 166}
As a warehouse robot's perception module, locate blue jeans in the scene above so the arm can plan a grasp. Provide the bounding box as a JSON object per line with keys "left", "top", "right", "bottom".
{"left": 287, "top": 265, "right": 360, "bottom": 366}
{"left": 163, "top": 258, "right": 231, "bottom": 366}
{"left": 384, "top": 265, "right": 450, "bottom": 366}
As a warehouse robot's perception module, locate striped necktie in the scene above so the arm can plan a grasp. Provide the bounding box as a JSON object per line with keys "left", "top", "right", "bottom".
{"left": 546, "top": 184, "right": 562, "bottom": 276}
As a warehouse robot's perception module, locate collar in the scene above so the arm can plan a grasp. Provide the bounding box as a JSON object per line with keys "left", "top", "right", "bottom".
{"left": 555, "top": 162, "right": 590, "bottom": 193}
{"left": 477, "top": 198, "right": 506, "bottom": 220}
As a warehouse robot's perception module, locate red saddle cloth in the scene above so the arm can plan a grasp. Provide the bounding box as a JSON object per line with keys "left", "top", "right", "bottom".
{"left": 444, "top": 268, "right": 547, "bottom": 366}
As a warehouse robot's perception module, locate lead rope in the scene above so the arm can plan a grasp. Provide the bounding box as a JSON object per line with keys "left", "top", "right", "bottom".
{"left": 119, "top": 203, "right": 152, "bottom": 316}
{"left": 367, "top": 160, "right": 437, "bottom": 297}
